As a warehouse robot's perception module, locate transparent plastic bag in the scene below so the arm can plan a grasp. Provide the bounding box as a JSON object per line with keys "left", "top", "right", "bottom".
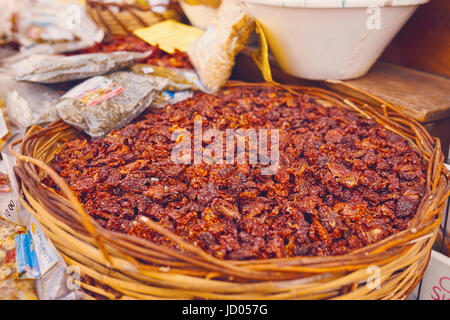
{"left": 0, "top": 0, "right": 16, "bottom": 43}
{"left": 186, "top": 0, "right": 254, "bottom": 93}
{"left": 15, "top": 1, "right": 104, "bottom": 49}
{"left": 131, "top": 63, "right": 210, "bottom": 92}
{"left": 151, "top": 90, "right": 194, "bottom": 109}
{"left": 0, "top": 0, "right": 104, "bottom": 65}
{"left": 11, "top": 51, "right": 152, "bottom": 84}
{"left": 0, "top": 152, "right": 83, "bottom": 300}
{"left": 55, "top": 71, "right": 168, "bottom": 138}
{"left": 0, "top": 75, "right": 61, "bottom": 129}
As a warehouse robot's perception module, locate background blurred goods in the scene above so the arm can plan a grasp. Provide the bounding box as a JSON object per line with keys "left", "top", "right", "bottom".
{"left": 16, "top": 0, "right": 104, "bottom": 50}
{"left": 10, "top": 51, "right": 151, "bottom": 83}
{"left": 0, "top": 0, "right": 104, "bottom": 64}
{"left": 242, "top": 0, "right": 430, "bottom": 80}
{"left": 86, "top": 0, "right": 183, "bottom": 35}
{"left": 382, "top": 0, "right": 450, "bottom": 78}
{"left": 0, "top": 0, "right": 17, "bottom": 44}
{"left": 0, "top": 74, "right": 62, "bottom": 135}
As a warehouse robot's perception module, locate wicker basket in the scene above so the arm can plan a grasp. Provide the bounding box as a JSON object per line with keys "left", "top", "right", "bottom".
{"left": 86, "top": 0, "right": 184, "bottom": 36}
{"left": 10, "top": 81, "right": 450, "bottom": 300}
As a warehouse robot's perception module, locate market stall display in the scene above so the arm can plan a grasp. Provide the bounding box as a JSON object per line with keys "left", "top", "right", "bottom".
{"left": 10, "top": 82, "right": 448, "bottom": 299}
{"left": 0, "top": 0, "right": 448, "bottom": 302}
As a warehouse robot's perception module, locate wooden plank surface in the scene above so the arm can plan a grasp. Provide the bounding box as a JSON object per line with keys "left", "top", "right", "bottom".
{"left": 381, "top": 0, "right": 450, "bottom": 78}
{"left": 338, "top": 61, "right": 450, "bottom": 123}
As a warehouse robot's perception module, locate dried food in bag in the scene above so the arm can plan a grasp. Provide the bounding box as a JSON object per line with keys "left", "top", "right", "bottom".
{"left": 186, "top": 0, "right": 254, "bottom": 93}
{"left": 0, "top": 217, "right": 37, "bottom": 300}
{"left": 0, "top": 0, "right": 16, "bottom": 43}
{"left": 0, "top": 1, "right": 104, "bottom": 65}
{"left": 0, "top": 74, "right": 62, "bottom": 130}
{"left": 15, "top": 1, "right": 103, "bottom": 49}
{"left": 55, "top": 71, "right": 168, "bottom": 138}
{"left": 11, "top": 51, "right": 151, "bottom": 84}
{"left": 131, "top": 63, "right": 209, "bottom": 92}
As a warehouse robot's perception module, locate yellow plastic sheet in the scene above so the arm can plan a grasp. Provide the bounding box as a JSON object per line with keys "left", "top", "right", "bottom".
{"left": 133, "top": 20, "right": 204, "bottom": 54}
{"left": 251, "top": 20, "right": 276, "bottom": 84}
{"left": 179, "top": 0, "right": 221, "bottom": 8}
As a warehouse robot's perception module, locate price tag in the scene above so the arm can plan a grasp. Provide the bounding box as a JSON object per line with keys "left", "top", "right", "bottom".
{"left": 0, "top": 158, "right": 19, "bottom": 224}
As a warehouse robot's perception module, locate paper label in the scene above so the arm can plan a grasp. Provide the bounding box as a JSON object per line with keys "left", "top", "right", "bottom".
{"left": 65, "top": 77, "right": 124, "bottom": 107}
{"left": 142, "top": 66, "right": 155, "bottom": 74}
{"left": 15, "top": 231, "right": 41, "bottom": 279}
{"left": 14, "top": 215, "right": 59, "bottom": 279}
{"left": 417, "top": 250, "right": 450, "bottom": 300}
{"left": 26, "top": 10, "right": 75, "bottom": 42}
{"left": 29, "top": 215, "right": 58, "bottom": 277}
{"left": 0, "top": 197, "right": 18, "bottom": 223}
{"left": 133, "top": 20, "right": 204, "bottom": 54}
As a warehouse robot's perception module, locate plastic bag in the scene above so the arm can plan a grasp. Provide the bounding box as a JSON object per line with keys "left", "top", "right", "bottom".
{"left": 11, "top": 51, "right": 152, "bottom": 84}
{"left": 0, "top": 74, "right": 61, "bottom": 129}
{"left": 0, "top": 216, "right": 38, "bottom": 300}
{"left": 186, "top": 0, "right": 254, "bottom": 93}
{"left": 55, "top": 71, "right": 168, "bottom": 138}
{"left": 0, "top": 151, "right": 83, "bottom": 300}
{"left": 131, "top": 63, "right": 210, "bottom": 92}
{"left": 151, "top": 90, "right": 194, "bottom": 109}
{"left": 0, "top": 0, "right": 17, "bottom": 43}
{"left": 15, "top": 1, "right": 104, "bottom": 50}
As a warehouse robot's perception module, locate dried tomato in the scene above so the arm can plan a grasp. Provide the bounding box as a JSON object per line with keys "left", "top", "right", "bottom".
{"left": 67, "top": 35, "right": 193, "bottom": 69}
{"left": 48, "top": 86, "right": 427, "bottom": 259}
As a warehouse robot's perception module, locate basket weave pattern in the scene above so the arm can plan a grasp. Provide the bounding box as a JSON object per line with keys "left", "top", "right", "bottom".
{"left": 10, "top": 82, "right": 450, "bottom": 300}
{"left": 86, "top": 0, "right": 183, "bottom": 36}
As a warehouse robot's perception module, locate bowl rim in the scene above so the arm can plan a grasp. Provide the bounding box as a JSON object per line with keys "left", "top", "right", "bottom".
{"left": 241, "top": 0, "right": 430, "bottom": 9}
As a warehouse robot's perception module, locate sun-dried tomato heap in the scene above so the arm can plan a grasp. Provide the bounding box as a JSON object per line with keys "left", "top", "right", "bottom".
{"left": 68, "top": 35, "right": 192, "bottom": 69}
{"left": 48, "top": 86, "right": 427, "bottom": 259}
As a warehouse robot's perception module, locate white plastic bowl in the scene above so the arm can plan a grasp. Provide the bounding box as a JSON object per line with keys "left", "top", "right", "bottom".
{"left": 242, "top": 0, "right": 429, "bottom": 80}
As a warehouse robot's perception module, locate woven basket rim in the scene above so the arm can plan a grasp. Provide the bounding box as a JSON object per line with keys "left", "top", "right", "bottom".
{"left": 10, "top": 81, "right": 450, "bottom": 299}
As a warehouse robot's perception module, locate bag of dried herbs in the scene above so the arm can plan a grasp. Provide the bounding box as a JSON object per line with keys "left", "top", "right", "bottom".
{"left": 11, "top": 51, "right": 151, "bottom": 84}
{"left": 55, "top": 71, "right": 168, "bottom": 138}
